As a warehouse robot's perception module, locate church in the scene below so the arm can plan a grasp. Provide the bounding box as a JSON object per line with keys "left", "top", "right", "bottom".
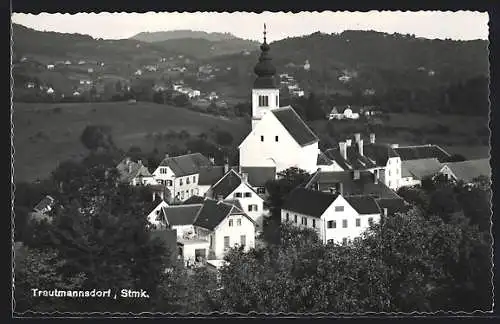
{"left": 238, "top": 26, "right": 320, "bottom": 174}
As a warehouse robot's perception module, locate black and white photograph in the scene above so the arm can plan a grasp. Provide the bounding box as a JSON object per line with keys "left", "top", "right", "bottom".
{"left": 11, "top": 10, "right": 493, "bottom": 315}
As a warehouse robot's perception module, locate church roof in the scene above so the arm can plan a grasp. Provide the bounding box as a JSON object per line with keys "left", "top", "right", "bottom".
{"left": 272, "top": 106, "right": 319, "bottom": 147}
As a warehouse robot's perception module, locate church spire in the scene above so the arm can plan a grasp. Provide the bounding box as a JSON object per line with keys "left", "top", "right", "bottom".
{"left": 253, "top": 23, "right": 276, "bottom": 89}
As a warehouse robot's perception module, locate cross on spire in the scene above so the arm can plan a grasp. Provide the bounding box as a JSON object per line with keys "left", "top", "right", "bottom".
{"left": 263, "top": 23, "right": 267, "bottom": 43}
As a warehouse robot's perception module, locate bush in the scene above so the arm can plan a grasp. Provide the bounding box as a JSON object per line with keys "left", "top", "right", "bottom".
{"left": 214, "top": 130, "right": 234, "bottom": 146}
{"left": 52, "top": 107, "right": 62, "bottom": 114}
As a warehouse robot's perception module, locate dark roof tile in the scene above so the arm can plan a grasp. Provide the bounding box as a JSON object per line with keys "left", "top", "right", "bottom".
{"left": 393, "top": 145, "right": 451, "bottom": 162}
{"left": 193, "top": 199, "right": 234, "bottom": 230}
{"left": 158, "top": 153, "right": 212, "bottom": 177}
{"left": 240, "top": 166, "right": 276, "bottom": 187}
{"left": 345, "top": 195, "right": 381, "bottom": 215}
{"left": 282, "top": 187, "right": 339, "bottom": 218}
{"left": 210, "top": 170, "right": 242, "bottom": 199}
{"left": 163, "top": 204, "right": 203, "bottom": 226}
{"left": 272, "top": 106, "right": 319, "bottom": 147}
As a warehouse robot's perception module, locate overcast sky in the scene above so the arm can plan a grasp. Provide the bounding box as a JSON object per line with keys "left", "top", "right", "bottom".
{"left": 12, "top": 11, "right": 489, "bottom": 42}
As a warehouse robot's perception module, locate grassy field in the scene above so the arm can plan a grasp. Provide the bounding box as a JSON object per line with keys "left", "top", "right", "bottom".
{"left": 309, "top": 112, "right": 490, "bottom": 159}
{"left": 13, "top": 101, "right": 250, "bottom": 183}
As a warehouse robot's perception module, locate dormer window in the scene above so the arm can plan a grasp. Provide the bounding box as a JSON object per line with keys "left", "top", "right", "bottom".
{"left": 258, "top": 95, "right": 269, "bottom": 107}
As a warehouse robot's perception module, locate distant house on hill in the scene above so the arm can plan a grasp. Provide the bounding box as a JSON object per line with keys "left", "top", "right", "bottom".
{"left": 30, "top": 195, "right": 56, "bottom": 223}
{"left": 329, "top": 106, "right": 360, "bottom": 120}
{"left": 46, "top": 87, "right": 55, "bottom": 95}
{"left": 47, "top": 64, "right": 55, "bottom": 70}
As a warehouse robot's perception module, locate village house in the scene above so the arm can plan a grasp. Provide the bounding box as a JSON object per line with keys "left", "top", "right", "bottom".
{"left": 399, "top": 158, "right": 443, "bottom": 187}
{"left": 291, "top": 89, "right": 305, "bottom": 97}
{"left": 324, "top": 133, "right": 403, "bottom": 190}
{"left": 146, "top": 199, "right": 170, "bottom": 228}
{"left": 303, "top": 60, "right": 311, "bottom": 71}
{"left": 329, "top": 106, "right": 360, "bottom": 120}
{"left": 197, "top": 161, "right": 238, "bottom": 197}
{"left": 159, "top": 199, "right": 256, "bottom": 265}
{"left": 281, "top": 188, "right": 382, "bottom": 245}
{"left": 204, "top": 169, "right": 267, "bottom": 231}
{"left": 152, "top": 153, "right": 214, "bottom": 202}
{"left": 116, "top": 157, "right": 158, "bottom": 186}
{"left": 208, "top": 92, "right": 218, "bottom": 101}
{"left": 46, "top": 87, "right": 55, "bottom": 95}
{"left": 134, "top": 69, "right": 143, "bottom": 76}
{"left": 26, "top": 82, "right": 35, "bottom": 89}
{"left": 437, "top": 158, "right": 491, "bottom": 185}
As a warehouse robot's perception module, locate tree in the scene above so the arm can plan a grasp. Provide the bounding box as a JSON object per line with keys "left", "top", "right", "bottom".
{"left": 14, "top": 247, "right": 87, "bottom": 313}
{"left": 214, "top": 130, "right": 234, "bottom": 146}
{"left": 173, "top": 94, "right": 189, "bottom": 107}
{"left": 80, "top": 125, "right": 116, "bottom": 152}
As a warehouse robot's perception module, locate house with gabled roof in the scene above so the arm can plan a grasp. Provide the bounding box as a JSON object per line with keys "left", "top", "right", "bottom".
{"left": 30, "top": 195, "right": 56, "bottom": 223}
{"left": 438, "top": 158, "right": 491, "bottom": 185}
{"left": 281, "top": 187, "right": 381, "bottom": 245}
{"left": 205, "top": 169, "right": 267, "bottom": 231}
{"left": 146, "top": 199, "right": 170, "bottom": 228}
{"left": 399, "top": 158, "right": 443, "bottom": 187}
{"left": 304, "top": 169, "right": 401, "bottom": 200}
{"left": 160, "top": 198, "right": 256, "bottom": 263}
{"left": 152, "top": 153, "right": 213, "bottom": 201}
{"left": 116, "top": 157, "right": 157, "bottom": 186}
{"left": 238, "top": 28, "right": 320, "bottom": 174}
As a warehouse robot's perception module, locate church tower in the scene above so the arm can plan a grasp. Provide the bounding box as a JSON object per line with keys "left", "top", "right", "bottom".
{"left": 252, "top": 24, "right": 280, "bottom": 130}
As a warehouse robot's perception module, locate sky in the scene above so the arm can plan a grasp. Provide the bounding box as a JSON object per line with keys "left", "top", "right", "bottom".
{"left": 11, "top": 11, "right": 489, "bottom": 42}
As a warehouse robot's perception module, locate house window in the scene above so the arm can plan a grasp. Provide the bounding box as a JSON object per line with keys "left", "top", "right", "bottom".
{"left": 258, "top": 95, "right": 269, "bottom": 107}
{"left": 342, "top": 219, "right": 348, "bottom": 228}
{"left": 261, "top": 135, "right": 264, "bottom": 142}
{"left": 229, "top": 219, "right": 233, "bottom": 227}
{"left": 224, "top": 236, "right": 230, "bottom": 249}
{"left": 235, "top": 192, "right": 242, "bottom": 198}
{"left": 186, "top": 178, "right": 190, "bottom": 184}
{"left": 244, "top": 192, "right": 252, "bottom": 198}
{"left": 389, "top": 170, "right": 391, "bottom": 176}
{"left": 312, "top": 219, "right": 316, "bottom": 228}
{"left": 257, "top": 187, "right": 266, "bottom": 194}
{"left": 191, "top": 189, "right": 195, "bottom": 195}
{"left": 335, "top": 206, "right": 344, "bottom": 212}
{"left": 240, "top": 235, "right": 246, "bottom": 247}
{"left": 237, "top": 218, "right": 242, "bottom": 226}
{"left": 248, "top": 204, "right": 258, "bottom": 212}
{"left": 388, "top": 181, "right": 392, "bottom": 188}
{"left": 342, "top": 238, "right": 348, "bottom": 245}
{"left": 327, "top": 239, "right": 334, "bottom": 244}
{"left": 368, "top": 217, "right": 374, "bottom": 226}
{"left": 302, "top": 217, "right": 307, "bottom": 226}
{"left": 327, "top": 220, "right": 336, "bottom": 228}
{"left": 356, "top": 218, "right": 361, "bottom": 227}
{"left": 286, "top": 213, "right": 289, "bottom": 222}
{"left": 294, "top": 215, "right": 298, "bottom": 223}
{"left": 180, "top": 192, "right": 184, "bottom": 200}
{"left": 179, "top": 179, "right": 183, "bottom": 186}
{"left": 275, "top": 136, "right": 279, "bottom": 142}
{"left": 276, "top": 95, "right": 278, "bottom": 106}
{"left": 193, "top": 176, "right": 196, "bottom": 183}
{"left": 167, "top": 180, "right": 173, "bottom": 186}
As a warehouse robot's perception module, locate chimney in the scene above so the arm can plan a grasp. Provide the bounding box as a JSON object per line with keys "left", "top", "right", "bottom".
{"left": 335, "top": 182, "right": 344, "bottom": 196}
{"left": 374, "top": 169, "right": 379, "bottom": 184}
{"left": 165, "top": 153, "right": 170, "bottom": 159}
{"left": 353, "top": 170, "right": 360, "bottom": 180}
{"left": 224, "top": 160, "right": 229, "bottom": 173}
{"left": 128, "top": 162, "right": 133, "bottom": 174}
{"left": 209, "top": 156, "right": 215, "bottom": 164}
{"left": 354, "top": 133, "right": 361, "bottom": 145}
{"left": 125, "top": 157, "right": 131, "bottom": 164}
{"left": 217, "top": 195, "right": 224, "bottom": 202}
{"left": 370, "top": 133, "right": 376, "bottom": 144}
{"left": 345, "top": 139, "right": 352, "bottom": 147}
{"left": 339, "top": 142, "right": 347, "bottom": 160}
{"left": 241, "top": 172, "right": 249, "bottom": 183}
{"left": 383, "top": 208, "right": 388, "bottom": 216}
{"left": 358, "top": 139, "right": 364, "bottom": 156}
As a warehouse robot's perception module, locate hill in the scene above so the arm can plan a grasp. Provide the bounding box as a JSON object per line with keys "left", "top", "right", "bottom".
{"left": 155, "top": 37, "right": 259, "bottom": 59}
{"left": 13, "top": 101, "right": 250, "bottom": 183}
{"left": 207, "top": 30, "right": 489, "bottom": 94}
{"left": 130, "top": 30, "right": 238, "bottom": 42}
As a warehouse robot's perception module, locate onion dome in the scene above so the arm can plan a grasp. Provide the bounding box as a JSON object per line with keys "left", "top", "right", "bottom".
{"left": 253, "top": 24, "right": 277, "bottom": 89}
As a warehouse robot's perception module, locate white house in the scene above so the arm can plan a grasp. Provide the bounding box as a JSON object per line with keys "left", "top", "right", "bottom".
{"left": 152, "top": 153, "right": 213, "bottom": 202}
{"left": 281, "top": 188, "right": 381, "bottom": 245}
{"left": 146, "top": 199, "right": 170, "bottom": 228}
{"left": 208, "top": 92, "right": 218, "bottom": 101}
{"left": 116, "top": 157, "right": 157, "bottom": 186}
{"left": 46, "top": 87, "right": 55, "bottom": 95}
{"left": 167, "top": 199, "right": 256, "bottom": 263}
{"left": 30, "top": 195, "right": 56, "bottom": 223}
{"left": 291, "top": 89, "right": 305, "bottom": 97}
{"left": 303, "top": 60, "right": 311, "bottom": 71}
{"left": 193, "top": 199, "right": 256, "bottom": 260}
{"left": 328, "top": 106, "right": 360, "bottom": 120}
{"left": 134, "top": 69, "right": 143, "bottom": 76}
{"left": 205, "top": 169, "right": 267, "bottom": 231}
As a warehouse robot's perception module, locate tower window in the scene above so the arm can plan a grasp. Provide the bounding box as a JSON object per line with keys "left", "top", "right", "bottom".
{"left": 276, "top": 95, "right": 278, "bottom": 106}
{"left": 275, "top": 136, "right": 279, "bottom": 142}
{"left": 261, "top": 136, "right": 264, "bottom": 142}
{"left": 258, "top": 95, "right": 269, "bottom": 107}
